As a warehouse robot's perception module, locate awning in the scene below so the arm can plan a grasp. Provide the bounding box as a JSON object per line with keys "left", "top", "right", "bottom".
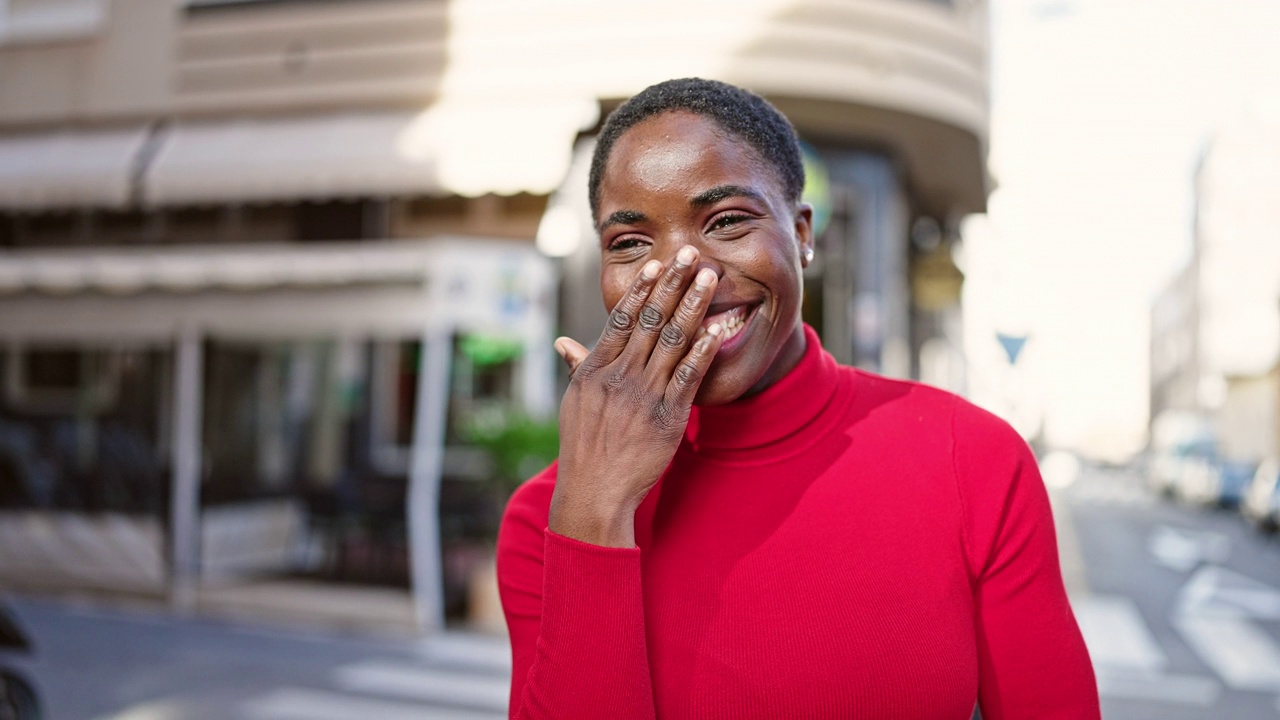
{"left": 0, "top": 237, "right": 554, "bottom": 342}
{"left": 144, "top": 100, "right": 598, "bottom": 207}
{"left": 0, "top": 125, "right": 150, "bottom": 211}
{"left": 0, "top": 240, "right": 431, "bottom": 295}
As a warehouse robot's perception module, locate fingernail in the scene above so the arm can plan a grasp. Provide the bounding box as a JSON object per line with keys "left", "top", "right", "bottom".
{"left": 707, "top": 323, "right": 723, "bottom": 337}
{"left": 676, "top": 246, "right": 696, "bottom": 267}
{"left": 642, "top": 260, "right": 662, "bottom": 279}
{"left": 695, "top": 268, "right": 716, "bottom": 288}
{"left": 553, "top": 339, "right": 568, "bottom": 358}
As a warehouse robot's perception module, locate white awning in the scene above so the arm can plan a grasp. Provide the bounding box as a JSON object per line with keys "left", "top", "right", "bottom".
{"left": 0, "top": 125, "right": 150, "bottom": 210}
{"left": 144, "top": 100, "right": 598, "bottom": 207}
{"left": 0, "top": 237, "right": 554, "bottom": 342}
{"left": 0, "top": 240, "right": 431, "bottom": 295}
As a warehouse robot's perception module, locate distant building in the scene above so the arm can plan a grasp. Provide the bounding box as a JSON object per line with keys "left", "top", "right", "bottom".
{"left": 0, "top": 0, "right": 988, "bottom": 630}
{"left": 1150, "top": 225, "right": 1201, "bottom": 422}
{"left": 1150, "top": 108, "right": 1280, "bottom": 463}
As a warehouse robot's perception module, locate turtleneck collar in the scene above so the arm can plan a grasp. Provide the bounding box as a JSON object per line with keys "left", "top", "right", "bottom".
{"left": 685, "top": 324, "right": 853, "bottom": 462}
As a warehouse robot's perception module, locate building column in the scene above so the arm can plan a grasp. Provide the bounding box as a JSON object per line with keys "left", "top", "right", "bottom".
{"left": 170, "top": 327, "right": 203, "bottom": 612}
{"left": 408, "top": 324, "right": 451, "bottom": 631}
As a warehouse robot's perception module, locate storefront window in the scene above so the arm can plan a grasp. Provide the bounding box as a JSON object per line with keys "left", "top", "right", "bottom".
{"left": 0, "top": 345, "right": 169, "bottom": 514}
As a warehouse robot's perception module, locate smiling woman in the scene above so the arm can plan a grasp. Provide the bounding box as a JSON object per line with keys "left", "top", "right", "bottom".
{"left": 496, "top": 79, "right": 1100, "bottom": 720}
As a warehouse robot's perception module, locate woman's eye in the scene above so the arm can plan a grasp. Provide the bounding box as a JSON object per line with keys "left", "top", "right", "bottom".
{"left": 708, "top": 214, "right": 751, "bottom": 232}
{"left": 608, "top": 237, "right": 648, "bottom": 252}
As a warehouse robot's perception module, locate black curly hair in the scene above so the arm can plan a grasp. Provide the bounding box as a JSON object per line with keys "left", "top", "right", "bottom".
{"left": 587, "top": 78, "right": 805, "bottom": 223}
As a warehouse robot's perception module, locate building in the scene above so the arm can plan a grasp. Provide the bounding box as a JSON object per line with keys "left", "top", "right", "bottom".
{"left": 0, "top": 0, "right": 988, "bottom": 631}
{"left": 1150, "top": 107, "right": 1280, "bottom": 464}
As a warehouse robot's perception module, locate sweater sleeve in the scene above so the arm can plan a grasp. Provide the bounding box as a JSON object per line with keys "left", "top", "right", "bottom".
{"left": 495, "top": 464, "right": 657, "bottom": 720}
{"left": 951, "top": 405, "right": 1100, "bottom": 719}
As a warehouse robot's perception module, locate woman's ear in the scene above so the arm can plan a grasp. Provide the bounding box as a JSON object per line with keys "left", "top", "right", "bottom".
{"left": 795, "top": 203, "right": 815, "bottom": 269}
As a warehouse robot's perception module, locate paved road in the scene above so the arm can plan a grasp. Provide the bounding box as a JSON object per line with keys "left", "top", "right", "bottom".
{"left": 1063, "top": 466, "right": 1280, "bottom": 719}
{"left": 0, "top": 599, "right": 510, "bottom": 720}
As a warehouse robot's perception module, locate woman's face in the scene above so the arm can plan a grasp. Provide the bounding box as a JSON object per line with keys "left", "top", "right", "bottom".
{"left": 596, "top": 111, "right": 814, "bottom": 405}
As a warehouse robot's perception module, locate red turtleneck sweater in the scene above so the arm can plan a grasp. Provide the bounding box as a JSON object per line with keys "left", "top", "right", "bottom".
{"left": 497, "top": 326, "right": 1099, "bottom": 719}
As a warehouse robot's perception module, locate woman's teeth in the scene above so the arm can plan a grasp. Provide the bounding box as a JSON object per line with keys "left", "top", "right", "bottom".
{"left": 721, "top": 310, "right": 746, "bottom": 341}
{"left": 706, "top": 305, "right": 749, "bottom": 342}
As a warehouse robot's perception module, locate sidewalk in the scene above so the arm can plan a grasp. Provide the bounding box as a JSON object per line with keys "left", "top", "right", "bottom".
{"left": 4, "top": 595, "right": 511, "bottom": 720}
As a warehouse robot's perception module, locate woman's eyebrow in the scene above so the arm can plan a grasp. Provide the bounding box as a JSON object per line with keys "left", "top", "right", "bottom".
{"left": 599, "top": 209, "right": 647, "bottom": 233}
{"left": 690, "top": 184, "right": 766, "bottom": 207}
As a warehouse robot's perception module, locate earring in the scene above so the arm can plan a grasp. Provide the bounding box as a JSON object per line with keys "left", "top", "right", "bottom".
{"left": 802, "top": 248, "right": 814, "bottom": 265}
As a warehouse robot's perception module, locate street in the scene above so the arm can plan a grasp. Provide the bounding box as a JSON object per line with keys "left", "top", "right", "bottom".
{"left": 4, "top": 465, "right": 1280, "bottom": 719}
{"left": 1065, "top": 466, "right": 1280, "bottom": 719}
{"left": 0, "top": 600, "right": 510, "bottom": 720}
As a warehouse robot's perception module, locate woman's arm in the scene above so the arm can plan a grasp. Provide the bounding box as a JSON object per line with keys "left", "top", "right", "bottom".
{"left": 951, "top": 403, "right": 1101, "bottom": 719}
{"left": 497, "top": 473, "right": 654, "bottom": 719}
{"left": 498, "top": 246, "right": 722, "bottom": 719}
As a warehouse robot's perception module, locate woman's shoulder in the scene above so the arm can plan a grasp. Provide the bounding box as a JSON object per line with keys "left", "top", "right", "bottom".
{"left": 844, "top": 367, "right": 1009, "bottom": 423}
{"left": 835, "top": 366, "right": 1028, "bottom": 458}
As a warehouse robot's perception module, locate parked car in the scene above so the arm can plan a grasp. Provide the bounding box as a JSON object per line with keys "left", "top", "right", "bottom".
{"left": 1146, "top": 411, "right": 1216, "bottom": 498}
{"left": 0, "top": 603, "right": 40, "bottom": 720}
{"left": 1172, "top": 454, "right": 1221, "bottom": 505}
{"left": 1242, "top": 459, "right": 1280, "bottom": 533}
{"left": 1171, "top": 455, "right": 1257, "bottom": 508}
{"left": 1216, "top": 460, "right": 1258, "bottom": 509}
{"left": 1148, "top": 441, "right": 1216, "bottom": 499}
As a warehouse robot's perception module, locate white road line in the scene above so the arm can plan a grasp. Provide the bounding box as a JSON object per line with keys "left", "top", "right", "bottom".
{"left": 333, "top": 661, "right": 510, "bottom": 712}
{"left": 1173, "top": 613, "right": 1280, "bottom": 691}
{"left": 418, "top": 633, "right": 513, "bottom": 673}
{"left": 1180, "top": 565, "right": 1280, "bottom": 620}
{"left": 1072, "top": 595, "right": 1168, "bottom": 673}
{"left": 1149, "top": 527, "right": 1230, "bottom": 572}
{"left": 1093, "top": 668, "right": 1221, "bottom": 706}
{"left": 242, "top": 688, "right": 504, "bottom": 720}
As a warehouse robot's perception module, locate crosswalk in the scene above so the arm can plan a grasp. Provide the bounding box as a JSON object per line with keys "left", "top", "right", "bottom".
{"left": 240, "top": 633, "right": 512, "bottom": 720}
{"left": 1073, "top": 563, "right": 1280, "bottom": 712}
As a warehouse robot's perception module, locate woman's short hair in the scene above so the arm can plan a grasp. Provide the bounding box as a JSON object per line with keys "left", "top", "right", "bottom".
{"left": 587, "top": 78, "right": 806, "bottom": 221}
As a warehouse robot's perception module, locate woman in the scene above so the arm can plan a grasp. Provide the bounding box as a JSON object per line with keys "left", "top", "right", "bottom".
{"left": 497, "top": 78, "right": 1099, "bottom": 719}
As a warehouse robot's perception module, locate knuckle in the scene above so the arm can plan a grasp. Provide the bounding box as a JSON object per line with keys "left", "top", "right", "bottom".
{"left": 608, "top": 307, "right": 636, "bottom": 332}
{"left": 649, "top": 403, "right": 682, "bottom": 432}
{"left": 674, "top": 361, "right": 701, "bottom": 387}
{"left": 638, "top": 305, "right": 664, "bottom": 330}
{"left": 659, "top": 322, "right": 687, "bottom": 348}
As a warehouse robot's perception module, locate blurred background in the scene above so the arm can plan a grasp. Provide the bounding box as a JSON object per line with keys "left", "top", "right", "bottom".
{"left": 0, "top": 0, "right": 1276, "bottom": 718}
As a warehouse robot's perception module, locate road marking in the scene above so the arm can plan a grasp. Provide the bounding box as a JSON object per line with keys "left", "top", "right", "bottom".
{"left": 333, "top": 661, "right": 510, "bottom": 712}
{"left": 242, "top": 688, "right": 504, "bottom": 720}
{"left": 1148, "top": 526, "right": 1230, "bottom": 572}
{"left": 1172, "top": 613, "right": 1280, "bottom": 691}
{"left": 416, "top": 632, "right": 513, "bottom": 673}
{"left": 1072, "top": 594, "right": 1225, "bottom": 705}
{"left": 1179, "top": 565, "right": 1280, "bottom": 620}
{"left": 1173, "top": 566, "right": 1280, "bottom": 691}
{"left": 1073, "top": 595, "right": 1168, "bottom": 672}
{"left": 1093, "top": 668, "right": 1220, "bottom": 706}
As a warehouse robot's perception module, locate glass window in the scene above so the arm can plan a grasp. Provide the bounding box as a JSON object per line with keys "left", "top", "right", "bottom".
{"left": 0, "top": 346, "right": 169, "bottom": 514}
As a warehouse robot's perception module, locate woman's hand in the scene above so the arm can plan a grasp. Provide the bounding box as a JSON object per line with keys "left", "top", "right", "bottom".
{"left": 549, "top": 245, "right": 724, "bottom": 547}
